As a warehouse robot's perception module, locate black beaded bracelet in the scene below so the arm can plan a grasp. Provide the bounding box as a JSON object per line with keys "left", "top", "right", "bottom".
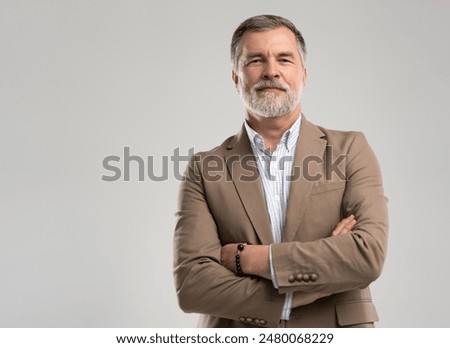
{"left": 235, "top": 242, "right": 252, "bottom": 277}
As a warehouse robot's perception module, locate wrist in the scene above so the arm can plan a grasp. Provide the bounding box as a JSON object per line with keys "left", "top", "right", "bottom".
{"left": 235, "top": 242, "right": 252, "bottom": 276}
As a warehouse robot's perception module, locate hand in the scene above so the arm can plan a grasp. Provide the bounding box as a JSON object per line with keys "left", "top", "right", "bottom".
{"left": 331, "top": 214, "right": 356, "bottom": 236}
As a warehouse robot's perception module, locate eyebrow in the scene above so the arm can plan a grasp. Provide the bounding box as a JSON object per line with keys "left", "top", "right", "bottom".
{"left": 243, "top": 51, "right": 296, "bottom": 60}
{"left": 244, "top": 53, "right": 264, "bottom": 60}
{"left": 277, "top": 52, "right": 296, "bottom": 58}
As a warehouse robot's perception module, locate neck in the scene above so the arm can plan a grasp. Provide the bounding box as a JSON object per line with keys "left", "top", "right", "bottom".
{"left": 246, "top": 106, "right": 301, "bottom": 151}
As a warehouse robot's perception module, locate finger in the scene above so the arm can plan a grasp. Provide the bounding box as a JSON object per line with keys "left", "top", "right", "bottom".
{"left": 331, "top": 215, "right": 356, "bottom": 236}
{"left": 335, "top": 219, "right": 357, "bottom": 235}
{"left": 343, "top": 214, "right": 355, "bottom": 222}
{"left": 331, "top": 215, "right": 353, "bottom": 235}
{"left": 336, "top": 219, "right": 356, "bottom": 235}
{"left": 336, "top": 215, "right": 355, "bottom": 228}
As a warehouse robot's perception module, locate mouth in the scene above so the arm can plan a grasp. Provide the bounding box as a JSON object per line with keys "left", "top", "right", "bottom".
{"left": 257, "top": 87, "right": 285, "bottom": 92}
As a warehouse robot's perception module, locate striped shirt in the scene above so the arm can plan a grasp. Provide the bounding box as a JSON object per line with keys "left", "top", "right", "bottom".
{"left": 244, "top": 115, "right": 301, "bottom": 321}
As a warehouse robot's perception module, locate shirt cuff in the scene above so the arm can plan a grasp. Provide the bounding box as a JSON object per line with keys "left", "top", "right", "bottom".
{"left": 269, "top": 244, "right": 279, "bottom": 289}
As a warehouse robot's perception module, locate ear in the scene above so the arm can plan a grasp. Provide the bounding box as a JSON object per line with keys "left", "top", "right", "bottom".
{"left": 232, "top": 70, "right": 239, "bottom": 87}
{"left": 302, "top": 68, "right": 308, "bottom": 87}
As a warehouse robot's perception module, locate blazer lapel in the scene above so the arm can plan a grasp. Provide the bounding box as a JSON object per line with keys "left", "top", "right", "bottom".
{"left": 224, "top": 125, "right": 274, "bottom": 245}
{"left": 283, "top": 117, "right": 327, "bottom": 242}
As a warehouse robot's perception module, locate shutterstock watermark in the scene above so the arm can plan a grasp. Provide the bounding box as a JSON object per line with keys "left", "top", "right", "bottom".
{"left": 102, "top": 147, "right": 194, "bottom": 182}
{"left": 101, "top": 146, "right": 347, "bottom": 182}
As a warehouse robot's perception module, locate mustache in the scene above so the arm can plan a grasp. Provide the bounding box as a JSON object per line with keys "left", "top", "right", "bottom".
{"left": 252, "top": 80, "right": 289, "bottom": 92}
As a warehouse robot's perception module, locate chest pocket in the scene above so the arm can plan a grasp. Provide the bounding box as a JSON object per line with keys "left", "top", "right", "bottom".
{"left": 310, "top": 180, "right": 346, "bottom": 195}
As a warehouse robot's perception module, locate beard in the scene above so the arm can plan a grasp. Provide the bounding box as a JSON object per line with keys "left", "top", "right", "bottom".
{"left": 239, "top": 80, "right": 303, "bottom": 118}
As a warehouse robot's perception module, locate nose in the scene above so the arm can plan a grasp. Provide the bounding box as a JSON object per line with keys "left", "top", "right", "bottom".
{"left": 262, "top": 59, "right": 280, "bottom": 79}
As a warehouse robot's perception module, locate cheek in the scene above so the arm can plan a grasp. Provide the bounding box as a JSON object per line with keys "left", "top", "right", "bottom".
{"left": 240, "top": 80, "right": 254, "bottom": 93}
{"left": 292, "top": 77, "right": 306, "bottom": 93}
{"left": 241, "top": 69, "right": 261, "bottom": 86}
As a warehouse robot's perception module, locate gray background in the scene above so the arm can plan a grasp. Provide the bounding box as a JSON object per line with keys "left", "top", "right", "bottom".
{"left": 1, "top": 0, "right": 449, "bottom": 327}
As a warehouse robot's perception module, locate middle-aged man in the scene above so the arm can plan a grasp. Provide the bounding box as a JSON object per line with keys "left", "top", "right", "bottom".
{"left": 173, "top": 14, "right": 388, "bottom": 328}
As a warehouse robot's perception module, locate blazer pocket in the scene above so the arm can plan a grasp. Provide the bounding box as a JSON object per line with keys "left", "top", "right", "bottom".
{"left": 335, "top": 300, "right": 379, "bottom": 327}
{"left": 310, "top": 181, "right": 346, "bottom": 195}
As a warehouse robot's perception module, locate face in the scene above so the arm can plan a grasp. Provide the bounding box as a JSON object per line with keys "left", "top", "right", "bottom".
{"left": 232, "top": 27, "right": 307, "bottom": 119}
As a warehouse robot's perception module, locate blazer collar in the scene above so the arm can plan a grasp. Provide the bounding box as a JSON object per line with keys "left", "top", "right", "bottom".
{"left": 224, "top": 124, "right": 274, "bottom": 245}
{"left": 283, "top": 116, "right": 327, "bottom": 242}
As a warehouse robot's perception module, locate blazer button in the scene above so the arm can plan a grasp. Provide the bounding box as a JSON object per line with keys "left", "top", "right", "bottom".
{"left": 303, "top": 274, "right": 310, "bottom": 282}
{"left": 288, "top": 275, "right": 295, "bottom": 283}
{"left": 310, "top": 273, "right": 318, "bottom": 281}
{"left": 295, "top": 273, "right": 303, "bottom": 281}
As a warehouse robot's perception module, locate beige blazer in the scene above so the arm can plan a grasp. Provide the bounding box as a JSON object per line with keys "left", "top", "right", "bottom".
{"left": 173, "top": 116, "right": 388, "bottom": 328}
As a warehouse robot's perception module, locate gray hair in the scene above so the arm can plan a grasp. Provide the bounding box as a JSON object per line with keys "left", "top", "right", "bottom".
{"left": 230, "top": 14, "right": 307, "bottom": 71}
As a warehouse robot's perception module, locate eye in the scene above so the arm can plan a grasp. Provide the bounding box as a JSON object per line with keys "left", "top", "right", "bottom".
{"left": 248, "top": 58, "right": 262, "bottom": 65}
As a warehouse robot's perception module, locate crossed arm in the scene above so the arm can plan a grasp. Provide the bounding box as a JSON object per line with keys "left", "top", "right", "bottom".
{"left": 174, "top": 132, "right": 388, "bottom": 323}
{"left": 220, "top": 215, "right": 357, "bottom": 280}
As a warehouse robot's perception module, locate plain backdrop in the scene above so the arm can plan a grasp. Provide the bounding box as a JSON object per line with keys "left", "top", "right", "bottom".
{"left": 1, "top": 0, "right": 449, "bottom": 327}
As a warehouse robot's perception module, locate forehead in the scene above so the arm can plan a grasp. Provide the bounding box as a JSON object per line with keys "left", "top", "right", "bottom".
{"left": 240, "top": 27, "right": 299, "bottom": 57}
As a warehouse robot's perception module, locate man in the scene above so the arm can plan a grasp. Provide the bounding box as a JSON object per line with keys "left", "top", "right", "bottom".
{"left": 173, "top": 15, "right": 388, "bottom": 328}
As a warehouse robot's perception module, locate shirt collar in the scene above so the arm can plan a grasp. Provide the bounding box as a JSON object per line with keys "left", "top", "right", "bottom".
{"left": 244, "top": 114, "right": 302, "bottom": 154}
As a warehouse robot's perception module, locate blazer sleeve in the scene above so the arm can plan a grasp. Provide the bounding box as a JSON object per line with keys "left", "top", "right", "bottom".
{"left": 173, "top": 154, "right": 285, "bottom": 326}
{"left": 271, "top": 132, "right": 388, "bottom": 294}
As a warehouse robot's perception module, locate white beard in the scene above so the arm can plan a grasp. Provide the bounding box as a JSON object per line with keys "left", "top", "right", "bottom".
{"left": 239, "top": 80, "right": 303, "bottom": 118}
